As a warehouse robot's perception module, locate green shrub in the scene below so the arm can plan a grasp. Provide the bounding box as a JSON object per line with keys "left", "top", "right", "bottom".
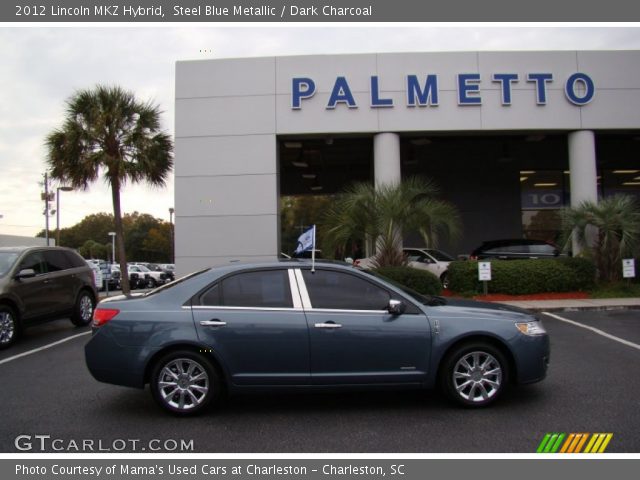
{"left": 374, "top": 266, "right": 442, "bottom": 296}
{"left": 447, "top": 258, "right": 596, "bottom": 295}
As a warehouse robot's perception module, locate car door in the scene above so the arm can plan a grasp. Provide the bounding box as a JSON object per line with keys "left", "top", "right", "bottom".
{"left": 12, "top": 251, "right": 52, "bottom": 321}
{"left": 191, "top": 268, "right": 310, "bottom": 386}
{"left": 296, "top": 268, "right": 431, "bottom": 386}
{"left": 43, "top": 250, "right": 77, "bottom": 310}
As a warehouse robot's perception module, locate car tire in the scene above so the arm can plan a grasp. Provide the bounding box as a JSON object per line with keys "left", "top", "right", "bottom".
{"left": 440, "top": 272, "right": 449, "bottom": 289}
{"left": 0, "top": 305, "right": 19, "bottom": 350}
{"left": 70, "top": 290, "right": 96, "bottom": 327}
{"left": 146, "top": 278, "right": 156, "bottom": 289}
{"left": 440, "top": 341, "right": 508, "bottom": 407}
{"left": 150, "top": 351, "right": 220, "bottom": 416}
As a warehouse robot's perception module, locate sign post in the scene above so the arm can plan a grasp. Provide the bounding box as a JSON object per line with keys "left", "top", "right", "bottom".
{"left": 478, "top": 262, "right": 492, "bottom": 295}
{"left": 622, "top": 259, "right": 636, "bottom": 283}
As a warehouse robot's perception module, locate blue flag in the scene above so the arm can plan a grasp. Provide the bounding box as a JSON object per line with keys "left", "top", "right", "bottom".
{"left": 294, "top": 225, "right": 316, "bottom": 255}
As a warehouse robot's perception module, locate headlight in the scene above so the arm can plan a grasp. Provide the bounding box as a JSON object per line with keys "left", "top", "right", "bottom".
{"left": 515, "top": 321, "right": 547, "bottom": 336}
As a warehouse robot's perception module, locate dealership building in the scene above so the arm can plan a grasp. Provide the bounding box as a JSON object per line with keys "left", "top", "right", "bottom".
{"left": 174, "top": 50, "right": 640, "bottom": 274}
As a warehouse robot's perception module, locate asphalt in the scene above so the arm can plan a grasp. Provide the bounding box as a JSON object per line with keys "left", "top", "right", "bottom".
{"left": 494, "top": 297, "right": 640, "bottom": 312}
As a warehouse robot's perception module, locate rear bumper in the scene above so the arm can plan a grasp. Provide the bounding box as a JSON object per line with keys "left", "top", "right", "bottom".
{"left": 84, "top": 329, "right": 150, "bottom": 389}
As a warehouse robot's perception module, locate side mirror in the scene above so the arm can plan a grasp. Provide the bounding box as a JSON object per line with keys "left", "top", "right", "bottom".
{"left": 16, "top": 268, "right": 36, "bottom": 280}
{"left": 387, "top": 299, "right": 406, "bottom": 315}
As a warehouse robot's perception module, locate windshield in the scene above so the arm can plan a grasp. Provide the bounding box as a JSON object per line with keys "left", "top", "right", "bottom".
{"left": 425, "top": 250, "right": 455, "bottom": 262}
{"left": 360, "top": 269, "right": 446, "bottom": 307}
{"left": 0, "top": 252, "right": 19, "bottom": 277}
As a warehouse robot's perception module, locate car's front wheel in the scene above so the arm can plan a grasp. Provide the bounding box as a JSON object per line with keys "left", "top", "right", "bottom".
{"left": 150, "top": 351, "right": 219, "bottom": 416}
{"left": 146, "top": 277, "right": 156, "bottom": 289}
{"left": 441, "top": 342, "right": 508, "bottom": 407}
{"left": 0, "top": 305, "right": 19, "bottom": 350}
{"left": 70, "top": 290, "right": 95, "bottom": 326}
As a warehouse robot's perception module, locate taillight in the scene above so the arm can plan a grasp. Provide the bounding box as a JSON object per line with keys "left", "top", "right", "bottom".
{"left": 93, "top": 308, "right": 120, "bottom": 327}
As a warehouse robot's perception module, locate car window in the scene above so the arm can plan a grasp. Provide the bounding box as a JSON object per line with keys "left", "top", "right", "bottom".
{"left": 44, "top": 250, "right": 73, "bottom": 272}
{"left": 302, "top": 269, "right": 390, "bottom": 311}
{"left": 63, "top": 250, "right": 87, "bottom": 268}
{"left": 19, "top": 252, "right": 47, "bottom": 275}
{"left": 0, "top": 252, "right": 19, "bottom": 277}
{"left": 204, "top": 270, "right": 293, "bottom": 308}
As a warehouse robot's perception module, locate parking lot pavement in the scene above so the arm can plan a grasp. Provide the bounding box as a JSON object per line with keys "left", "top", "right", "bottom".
{"left": 0, "top": 310, "right": 639, "bottom": 453}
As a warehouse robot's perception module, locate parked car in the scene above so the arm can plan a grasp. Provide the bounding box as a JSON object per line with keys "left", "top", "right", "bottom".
{"left": 146, "top": 263, "right": 175, "bottom": 282}
{"left": 85, "top": 261, "right": 104, "bottom": 291}
{"left": 128, "top": 264, "right": 170, "bottom": 288}
{"left": 0, "top": 246, "right": 98, "bottom": 349}
{"left": 355, "top": 248, "right": 455, "bottom": 287}
{"left": 85, "top": 260, "right": 549, "bottom": 415}
{"left": 470, "top": 239, "right": 565, "bottom": 260}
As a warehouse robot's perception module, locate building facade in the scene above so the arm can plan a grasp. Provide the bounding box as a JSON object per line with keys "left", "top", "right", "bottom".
{"left": 175, "top": 51, "right": 640, "bottom": 274}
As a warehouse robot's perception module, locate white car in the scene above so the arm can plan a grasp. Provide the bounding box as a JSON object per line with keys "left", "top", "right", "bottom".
{"left": 355, "top": 248, "right": 455, "bottom": 288}
{"left": 85, "top": 261, "right": 104, "bottom": 291}
{"left": 128, "top": 264, "right": 169, "bottom": 288}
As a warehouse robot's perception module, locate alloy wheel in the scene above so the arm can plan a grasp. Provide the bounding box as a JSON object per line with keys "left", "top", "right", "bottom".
{"left": 452, "top": 351, "right": 503, "bottom": 403}
{"left": 79, "top": 294, "right": 94, "bottom": 323}
{"left": 157, "top": 358, "right": 210, "bottom": 412}
{"left": 0, "top": 310, "right": 16, "bottom": 346}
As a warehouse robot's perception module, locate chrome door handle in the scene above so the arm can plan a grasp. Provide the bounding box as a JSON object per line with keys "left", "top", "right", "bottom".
{"left": 314, "top": 322, "right": 343, "bottom": 329}
{"left": 200, "top": 320, "right": 227, "bottom": 327}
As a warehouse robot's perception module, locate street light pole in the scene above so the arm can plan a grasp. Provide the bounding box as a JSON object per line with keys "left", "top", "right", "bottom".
{"left": 108, "top": 232, "right": 116, "bottom": 263}
{"left": 55, "top": 186, "right": 73, "bottom": 246}
{"left": 44, "top": 173, "right": 50, "bottom": 246}
{"left": 169, "top": 207, "right": 175, "bottom": 264}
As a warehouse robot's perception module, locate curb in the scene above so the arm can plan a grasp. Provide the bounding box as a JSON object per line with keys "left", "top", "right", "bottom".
{"left": 494, "top": 304, "right": 640, "bottom": 313}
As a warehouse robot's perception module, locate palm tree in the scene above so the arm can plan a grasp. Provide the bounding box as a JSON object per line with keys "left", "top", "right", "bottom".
{"left": 323, "top": 177, "right": 461, "bottom": 267}
{"left": 46, "top": 85, "right": 173, "bottom": 294}
{"left": 561, "top": 195, "right": 640, "bottom": 282}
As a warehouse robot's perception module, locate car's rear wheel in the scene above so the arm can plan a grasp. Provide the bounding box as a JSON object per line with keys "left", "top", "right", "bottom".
{"left": 441, "top": 342, "right": 508, "bottom": 407}
{"left": 0, "top": 305, "right": 19, "bottom": 350}
{"left": 440, "top": 272, "right": 449, "bottom": 289}
{"left": 150, "top": 351, "right": 219, "bottom": 416}
{"left": 70, "top": 290, "right": 95, "bottom": 326}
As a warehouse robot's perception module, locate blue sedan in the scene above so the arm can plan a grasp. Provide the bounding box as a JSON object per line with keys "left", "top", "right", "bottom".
{"left": 85, "top": 261, "right": 549, "bottom": 415}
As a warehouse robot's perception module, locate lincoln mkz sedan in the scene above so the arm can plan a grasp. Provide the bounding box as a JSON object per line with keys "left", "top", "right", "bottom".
{"left": 85, "top": 261, "right": 549, "bottom": 415}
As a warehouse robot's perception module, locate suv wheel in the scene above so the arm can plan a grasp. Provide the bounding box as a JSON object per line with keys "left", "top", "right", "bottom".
{"left": 150, "top": 351, "right": 219, "bottom": 416}
{"left": 146, "top": 277, "right": 157, "bottom": 289}
{"left": 70, "top": 291, "right": 95, "bottom": 326}
{"left": 0, "top": 306, "right": 19, "bottom": 350}
{"left": 441, "top": 342, "right": 508, "bottom": 407}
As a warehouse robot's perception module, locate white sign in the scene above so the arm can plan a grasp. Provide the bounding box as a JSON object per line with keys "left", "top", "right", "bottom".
{"left": 478, "top": 262, "right": 492, "bottom": 281}
{"left": 622, "top": 259, "right": 636, "bottom": 278}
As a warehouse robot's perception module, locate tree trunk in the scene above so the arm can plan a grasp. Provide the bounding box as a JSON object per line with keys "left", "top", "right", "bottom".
{"left": 111, "top": 177, "right": 130, "bottom": 295}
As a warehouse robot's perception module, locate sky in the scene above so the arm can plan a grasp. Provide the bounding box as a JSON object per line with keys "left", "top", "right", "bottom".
{"left": 1, "top": 25, "right": 640, "bottom": 239}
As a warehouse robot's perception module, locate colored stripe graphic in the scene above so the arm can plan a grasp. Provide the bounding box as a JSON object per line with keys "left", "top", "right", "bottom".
{"left": 537, "top": 433, "right": 613, "bottom": 453}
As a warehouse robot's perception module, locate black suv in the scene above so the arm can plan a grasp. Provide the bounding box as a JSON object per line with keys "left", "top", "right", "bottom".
{"left": 470, "top": 239, "right": 564, "bottom": 260}
{"left": 0, "top": 246, "right": 98, "bottom": 349}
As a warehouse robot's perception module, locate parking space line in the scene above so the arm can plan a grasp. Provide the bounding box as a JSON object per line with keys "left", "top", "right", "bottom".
{"left": 0, "top": 331, "right": 91, "bottom": 366}
{"left": 543, "top": 312, "right": 640, "bottom": 352}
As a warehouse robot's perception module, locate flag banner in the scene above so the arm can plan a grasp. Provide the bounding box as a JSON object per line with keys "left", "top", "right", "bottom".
{"left": 295, "top": 225, "right": 316, "bottom": 255}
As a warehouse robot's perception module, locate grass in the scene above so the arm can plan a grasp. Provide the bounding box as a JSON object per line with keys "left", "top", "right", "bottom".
{"left": 589, "top": 281, "right": 640, "bottom": 299}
